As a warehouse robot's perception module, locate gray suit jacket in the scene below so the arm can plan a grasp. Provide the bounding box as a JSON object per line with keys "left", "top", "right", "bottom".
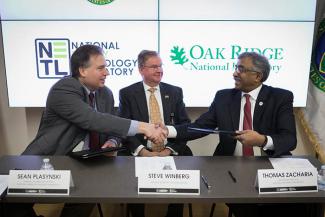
{"left": 23, "top": 76, "right": 131, "bottom": 155}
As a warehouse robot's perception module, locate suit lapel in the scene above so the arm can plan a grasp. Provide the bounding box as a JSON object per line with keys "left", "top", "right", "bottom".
{"left": 253, "top": 85, "right": 268, "bottom": 130}
{"left": 82, "top": 87, "right": 90, "bottom": 105}
{"left": 95, "top": 90, "right": 105, "bottom": 112}
{"left": 229, "top": 90, "right": 241, "bottom": 130}
{"left": 160, "top": 83, "right": 171, "bottom": 124}
{"left": 135, "top": 83, "right": 149, "bottom": 122}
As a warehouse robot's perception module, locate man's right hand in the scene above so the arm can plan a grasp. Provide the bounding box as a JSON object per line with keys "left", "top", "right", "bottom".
{"left": 138, "top": 122, "right": 167, "bottom": 144}
{"left": 155, "top": 122, "right": 169, "bottom": 137}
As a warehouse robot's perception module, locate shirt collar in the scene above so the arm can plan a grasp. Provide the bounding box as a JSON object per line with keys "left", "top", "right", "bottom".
{"left": 82, "top": 85, "right": 95, "bottom": 96}
{"left": 241, "top": 84, "right": 262, "bottom": 101}
{"left": 142, "top": 82, "right": 160, "bottom": 92}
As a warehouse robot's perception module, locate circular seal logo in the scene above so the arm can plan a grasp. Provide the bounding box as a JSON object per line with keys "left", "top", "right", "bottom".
{"left": 310, "top": 19, "right": 325, "bottom": 92}
{"left": 88, "top": 0, "right": 114, "bottom": 5}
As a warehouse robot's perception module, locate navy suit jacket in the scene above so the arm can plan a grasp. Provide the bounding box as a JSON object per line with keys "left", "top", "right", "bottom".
{"left": 175, "top": 85, "right": 296, "bottom": 157}
{"left": 118, "top": 82, "right": 191, "bottom": 155}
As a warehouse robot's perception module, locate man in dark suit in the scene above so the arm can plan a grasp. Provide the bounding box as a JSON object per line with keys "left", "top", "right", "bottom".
{"left": 169, "top": 51, "right": 296, "bottom": 157}
{"left": 5, "top": 45, "right": 167, "bottom": 217}
{"left": 166, "top": 52, "right": 312, "bottom": 217}
{"left": 118, "top": 50, "right": 191, "bottom": 217}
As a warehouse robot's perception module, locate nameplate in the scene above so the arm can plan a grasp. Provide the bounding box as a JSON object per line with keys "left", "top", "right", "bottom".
{"left": 7, "top": 170, "right": 71, "bottom": 195}
{"left": 138, "top": 170, "right": 200, "bottom": 195}
{"left": 257, "top": 168, "right": 318, "bottom": 194}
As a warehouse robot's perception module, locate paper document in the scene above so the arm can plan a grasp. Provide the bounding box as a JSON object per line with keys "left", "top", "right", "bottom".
{"left": 135, "top": 156, "right": 176, "bottom": 177}
{"left": 187, "top": 127, "right": 238, "bottom": 136}
{"left": 269, "top": 158, "right": 315, "bottom": 169}
{"left": 0, "top": 175, "right": 8, "bottom": 197}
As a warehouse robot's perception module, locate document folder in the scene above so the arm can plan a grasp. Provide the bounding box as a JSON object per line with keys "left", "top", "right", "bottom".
{"left": 69, "top": 147, "right": 126, "bottom": 159}
{"left": 187, "top": 127, "right": 239, "bottom": 136}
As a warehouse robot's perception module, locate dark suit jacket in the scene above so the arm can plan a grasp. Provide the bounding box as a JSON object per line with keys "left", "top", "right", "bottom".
{"left": 175, "top": 85, "right": 296, "bottom": 157}
{"left": 118, "top": 82, "right": 191, "bottom": 155}
{"left": 23, "top": 76, "right": 131, "bottom": 155}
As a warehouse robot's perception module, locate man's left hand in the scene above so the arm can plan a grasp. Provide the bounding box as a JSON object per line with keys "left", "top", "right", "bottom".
{"left": 158, "top": 148, "right": 172, "bottom": 157}
{"left": 101, "top": 141, "right": 117, "bottom": 156}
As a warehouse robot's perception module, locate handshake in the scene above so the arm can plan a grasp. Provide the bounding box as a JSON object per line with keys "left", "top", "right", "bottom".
{"left": 138, "top": 122, "right": 169, "bottom": 144}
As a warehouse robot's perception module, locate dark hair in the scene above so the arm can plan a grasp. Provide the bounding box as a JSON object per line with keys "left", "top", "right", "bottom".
{"left": 70, "top": 45, "right": 104, "bottom": 78}
{"left": 238, "top": 52, "right": 270, "bottom": 82}
{"left": 137, "top": 50, "right": 159, "bottom": 68}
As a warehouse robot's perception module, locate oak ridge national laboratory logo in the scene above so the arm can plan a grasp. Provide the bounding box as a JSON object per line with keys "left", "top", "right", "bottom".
{"left": 170, "top": 44, "right": 284, "bottom": 73}
{"left": 170, "top": 46, "right": 189, "bottom": 66}
{"left": 88, "top": 0, "right": 115, "bottom": 5}
{"left": 35, "top": 38, "right": 71, "bottom": 79}
{"left": 170, "top": 44, "right": 234, "bottom": 72}
{"left": 310, "top": 19, "right": 325, "bottom": 92}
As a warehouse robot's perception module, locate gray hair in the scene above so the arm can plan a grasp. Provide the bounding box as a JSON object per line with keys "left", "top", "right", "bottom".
{"left": 238, "top": 52, "right": 270, "bottom": 82}
{"left": 137, "top": 50, "right": 159, "bottom": 69}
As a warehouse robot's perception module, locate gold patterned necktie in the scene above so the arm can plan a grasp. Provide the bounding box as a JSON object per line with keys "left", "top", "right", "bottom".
{"left": 148, "top": 87, "right": 164, "bottom": 152}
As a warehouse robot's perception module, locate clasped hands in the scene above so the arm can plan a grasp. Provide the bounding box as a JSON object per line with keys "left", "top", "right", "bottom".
{"left": 139, "top": 147, "right": 171, "bottom": 157}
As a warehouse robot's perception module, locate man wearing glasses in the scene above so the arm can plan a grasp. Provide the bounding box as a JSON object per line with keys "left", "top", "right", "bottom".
{"left": 118, "top": 50, "right": 191, "bottom": 217}
{"left": 169, "top": 51, "right": 296, "bottom": 157}
{"left": 166, "top": 52, "right": 311, "bottom": 217}
{"left": 5, "top": 45, "right": 167, "bottom": 217}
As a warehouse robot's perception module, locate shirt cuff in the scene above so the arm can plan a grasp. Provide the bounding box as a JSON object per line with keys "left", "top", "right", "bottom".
{"left": 167, "top": 126, "right": 177, "bottom": 138}
{"left": 133, "top": 145, "right": 146, "bottom": 156}
{"left": 263, "top": 136, "right": 274, "bottom": 151}
{"left": 165, "top": 147, "right": 178, "bottom": 155}
{"left": 127, "top": 120, "right": 138, "bottom": 136}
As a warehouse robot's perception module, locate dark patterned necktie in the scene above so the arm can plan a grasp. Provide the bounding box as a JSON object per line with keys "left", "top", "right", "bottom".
{"left": 89, "top": 93, "right": 99, "bottom": 149}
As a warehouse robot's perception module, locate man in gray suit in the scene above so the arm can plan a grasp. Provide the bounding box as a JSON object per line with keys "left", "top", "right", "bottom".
{"left": 4, "top": 45, "right": 167, "bottom": 217}
{"left": 23, "top": 45, "right": 166, "bottom": 156}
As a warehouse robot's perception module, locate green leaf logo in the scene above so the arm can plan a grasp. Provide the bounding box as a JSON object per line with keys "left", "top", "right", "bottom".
{"left": 170, "top": 46, "right": 189, "bottom": 65}
{"left": 88, "top": 0, "right": 115, "bottom": 5}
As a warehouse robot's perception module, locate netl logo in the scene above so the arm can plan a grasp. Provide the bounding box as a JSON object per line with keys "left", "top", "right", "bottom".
{"left": 35, "top": 38, "right": 71, "bottom": 78}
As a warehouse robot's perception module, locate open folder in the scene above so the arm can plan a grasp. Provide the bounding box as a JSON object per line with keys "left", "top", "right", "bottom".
{"left": 187, "top": 127, "right": 239, "bottom": 136}
{"left": 69, "top": 147, "right": 126, "bottom": 159}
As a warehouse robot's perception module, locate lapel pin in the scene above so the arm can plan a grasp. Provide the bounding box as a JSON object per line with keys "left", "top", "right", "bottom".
{"left": 165, "top": 95, "right": 169, "bottom": 99}
{"left": 259, "top": 101, "right": 263, "bottom": 106}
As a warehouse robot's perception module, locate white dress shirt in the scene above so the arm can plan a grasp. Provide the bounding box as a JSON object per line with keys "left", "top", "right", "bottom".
{"left": 233, "top": 85, "right": 274, "bottom": 156}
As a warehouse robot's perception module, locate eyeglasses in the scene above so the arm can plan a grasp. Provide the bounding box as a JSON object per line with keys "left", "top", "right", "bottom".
{"left": 234, "top": 64, "right": 261, "bottom": 74}
{"left": 143, "top": 64, "right": 163, "bottom": 69}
